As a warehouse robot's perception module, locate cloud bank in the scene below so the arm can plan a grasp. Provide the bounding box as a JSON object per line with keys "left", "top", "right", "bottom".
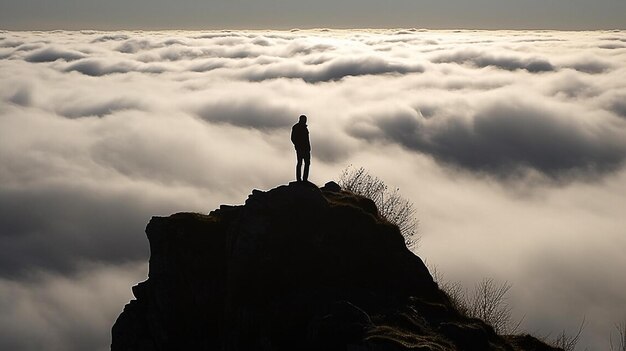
{"left": 348, "top": 97, "right": 626, "bottom": 178}
{"left": 1, "top": 29, "right": 625, "bottom": 350}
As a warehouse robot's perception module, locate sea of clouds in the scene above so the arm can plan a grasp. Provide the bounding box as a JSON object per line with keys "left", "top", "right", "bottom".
{"left": 1, "top": 29, "right": 625, "bottom": 350}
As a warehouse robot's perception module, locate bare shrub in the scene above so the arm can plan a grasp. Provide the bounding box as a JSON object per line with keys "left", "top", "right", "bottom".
{"left": 466, "top": 278, "right": 521, "bottom": 335}
{"left": 429, "top": 266, "right": 469, "bottom": 316}
{"left": 430, "top": 270, "right": 522, "bottom": 335}
{"left": 432, "top": 268, "right": 588, "bottom": 349}
{"left": 338, "top": 166, "right": 419, "bottom": 249}
{"left": 552, "top": 317, "right": 585, "bottom": 351}
{"left": 611, "top": 321, "right": 626, "bottom": 351}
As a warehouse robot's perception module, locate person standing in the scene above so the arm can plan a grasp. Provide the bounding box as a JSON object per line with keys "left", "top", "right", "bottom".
{"left": 290, "top": 115, "right": 311, "bottom": 182}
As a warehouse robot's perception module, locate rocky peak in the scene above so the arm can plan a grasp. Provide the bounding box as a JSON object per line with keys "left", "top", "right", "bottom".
{"left": 112, "top": 181, "right": 561, "bottom": 351}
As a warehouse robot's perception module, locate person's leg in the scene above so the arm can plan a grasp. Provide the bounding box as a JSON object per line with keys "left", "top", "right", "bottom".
{"left": 296, "top": 150, "right": 303, "bottom": 182}
{"left": 303, "top": 152, "right": 310, "bottom": 182}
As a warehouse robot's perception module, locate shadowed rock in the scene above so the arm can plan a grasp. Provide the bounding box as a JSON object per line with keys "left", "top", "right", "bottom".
{"left": 112, "top": 181, "right": 561, "bottom": 351}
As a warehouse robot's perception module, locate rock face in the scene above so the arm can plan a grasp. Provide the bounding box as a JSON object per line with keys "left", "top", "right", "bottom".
{"left": 112, "top": 182, "right": 560, "bottom": 351}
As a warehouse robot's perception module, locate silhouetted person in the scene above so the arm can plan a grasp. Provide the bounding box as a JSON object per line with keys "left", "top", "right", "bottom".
{"left": 291, "top": 115, "right": 310, "bottom": 182}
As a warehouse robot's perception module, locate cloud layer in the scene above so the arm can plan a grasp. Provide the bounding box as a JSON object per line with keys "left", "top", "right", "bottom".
{"left": 349, "top": 97, "right": 626, "bottom": 178}
{"left": 1, "top": 29, "right": 625, "bottom": 350}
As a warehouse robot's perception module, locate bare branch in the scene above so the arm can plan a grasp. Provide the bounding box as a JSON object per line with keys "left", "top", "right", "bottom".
{"left": 338, "top": 166, "right": 419, "bottom": 249}
{"left": 610, "top": 320, "right": 626, "bottom": 351}
{"left": 466, "top": 278, "right": 514, "bottom": 334}
{"left": 553, "top": 317, "right": 585, "bottom": 351}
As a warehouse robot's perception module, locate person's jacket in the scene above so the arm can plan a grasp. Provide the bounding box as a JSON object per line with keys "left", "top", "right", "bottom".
{"left": 291, "top": 122, "right": 310, "bottom": 151}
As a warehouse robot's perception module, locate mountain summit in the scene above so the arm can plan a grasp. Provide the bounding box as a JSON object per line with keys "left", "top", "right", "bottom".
{"left": 112, "top": 181, "right": 560, "bottom": 351}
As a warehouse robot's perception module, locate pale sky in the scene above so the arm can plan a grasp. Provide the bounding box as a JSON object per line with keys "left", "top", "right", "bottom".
{"left": 1, "top": 0, "right": 625, "bottom": 30}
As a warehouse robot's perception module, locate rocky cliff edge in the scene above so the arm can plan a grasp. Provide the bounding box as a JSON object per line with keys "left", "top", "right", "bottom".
{"left": 111, "top": 181, "right": 560, "bottom": 351}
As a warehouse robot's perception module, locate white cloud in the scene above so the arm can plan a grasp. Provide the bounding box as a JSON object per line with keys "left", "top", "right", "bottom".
{"left": 194, "top": 96, "right": 298, "bottom": 130}
{"left": 238, "top": 55, "right": 425, "bottom": 82}
{"left": 347, "top": 92, "right": 626, "bottom": 179}
{"left": 25, "top": 46, "right": 86, "bottom": 63}
{"left": 0, "top": 263, "right": 146, "bottom": 351}
{"left": 432, "top": 49, "right": 556, "bottom": 72}
{"left": 1, "top": 29, "right": 625, "bottom": 350}
{"left": 64, "top": 58, "right": 169, "bottom": 76}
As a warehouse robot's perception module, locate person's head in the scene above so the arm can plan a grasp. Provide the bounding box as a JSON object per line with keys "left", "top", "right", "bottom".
{"left": 299, "top": 115, "right": 307, "bottom": 124}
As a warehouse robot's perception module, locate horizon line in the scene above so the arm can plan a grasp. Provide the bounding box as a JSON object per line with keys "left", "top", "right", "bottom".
{"left": 2, "top": 27, "right": 625, "bottom": 33}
